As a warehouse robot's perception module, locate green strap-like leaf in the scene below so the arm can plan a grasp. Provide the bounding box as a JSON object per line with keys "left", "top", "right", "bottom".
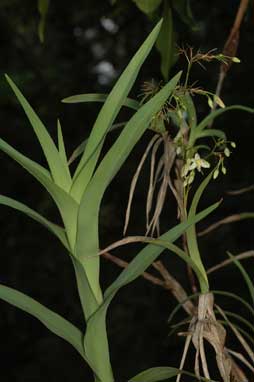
{"left": 168, "top": 290, "right": 254, "bottom": 326}
{"left": 186, "top": 170, "right": 216, "bottom": 293}
{"left": 0, "top": 284, "right": 85, "bottom": 360}
{"left": 144, "top": 239, "right": 208, "bottom": 288}
{"left": 227, "top": 251, "right": 254, "bottom": 305}
{"left": 171, "top": 0, "right": 196, "bottom": 29}
{"left": 180, "top": 92, "right": 197, "bottom": 130}
{"left": 67, "top": 122, "right": 126, "bottom": 166}
{"left": 129, "top": 367, "right": 218, "bottom": 382}
{"left": 215, "top": 309, "right": 254, "bottom": 337}
{"left": 132, "top": 0, "right": 162, "bottom": 14}
{"left": 0, "top": 195, "right": 69, "bottom": 250}
{"left": 0, "top": 136, "right": 51, "bottom": 179}
{"left": 156, "top": 3, "right": 176, "bottom": 81}
{"left": 71, "top": 256, "right": 99, "bottom": 321}
{"left": 105, "top": 203, "right": 218, "bottom": 297}
{"left": 57, "top": 119, "right": 68, "bottom": 164}
{"left": 5, "top": 75, "right": 72, "bottom": 191}
{"left": 38, "top": 0, "right": 50, "bottom": 43}
{"left": 0, "top": 137, "right": 78, "bottom": 251}
{"left": 129, "top": 366, "right": 179, "bottom": 382}
{"left": 62, "top": 93, "right": 140, "bottom": 110}
{"left": 57, "top": 119, "right": 71, "bottom": 178}
{"left": 71, "top": 20, "right": 163, "bottom": 202}
{"left": 83, "top": 202, "right": 218, "bottom": 381}
{"left": 189, "top": 105, "right": 254, "bottom": 146}
{"left": 197, "top": 128, "right": 226, "bottom": 141}
{"left": 76, "top": 72, "right": 182, "bottom": 303}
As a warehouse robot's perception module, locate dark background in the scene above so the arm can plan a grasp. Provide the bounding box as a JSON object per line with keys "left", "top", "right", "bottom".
{"left": 0, "top": 1, "right": 253, "bottom": 381}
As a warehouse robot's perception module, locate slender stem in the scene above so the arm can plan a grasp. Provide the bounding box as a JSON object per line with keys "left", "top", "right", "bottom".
{"left": 184, "top": 60, "right": 192, "bottom": 89}
{"left": 102, "top": 252, "right": 195, "bottom": 315}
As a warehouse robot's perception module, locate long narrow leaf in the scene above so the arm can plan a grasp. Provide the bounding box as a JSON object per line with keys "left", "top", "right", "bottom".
{"left": 0, "top": 195, "right": 69, "bottom": 250}
{"left": 186, "top": 170, "right": 215, "bottom": 292}
{"left": 0, "top": 137, "right": 78, "bottom": 250}
{"left": 5, "top": 75, "right": 72, "bottom": 191}
{"left": 57, "top": 119, "right": 71, "bottom": 179}
{"left": 68, "top": 122, "right": 126, "bottom": 166}
{"left": 71, "top": 256, "right": 99, "bottom": 321}
{"left": 106, "top": 203, "right": 218, "bottom": 297}
{"left": 62, "top": 93, "right": 140, "bottom": 110}
{"left": 189, "top": 105, "right": 254, "bottom": 146}
{"left": 144, "top": 239, "right": 207, "bottom": 288}
{"left": 168, "top": 290, "right": 254, "bottom": 327}
{"left": 0, "top": 284, "right": 85, "bottom": 360}
{"left": 227, "top": 251, "right": 254, "bottom": 305}
{"left": 71, "top": 20, "right": 163, "bottom": 201}
{"left": 133, "top": 0, "right": 162, "bottom": 14}
{"left": 129, "top": 366, "right": 179, "bottom": 382}
{"left": 156, "top": 3, "right": 175, "bottom": 81}
{"left": 76, "top": 72, "right": 182, "bottom": 301}
{"left": 128, "top": 367, "right": 217, "bottom": 382}
{"left": 196, "top": 105, "right": 254, "bottom": 132}
{"left": 214, "top": 309, "right": 254, "bottom": 336}
{"left": 197, "top": 128, "right": 226, "bottom": 141}
{"left": 83, "top": 202, "right": 219, "bottom": 381}
{"left": 181, "top": 92, "right": 197, "bottom": 130}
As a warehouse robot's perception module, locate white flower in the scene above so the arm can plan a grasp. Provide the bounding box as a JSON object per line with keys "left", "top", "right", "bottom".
{"left": 182, "top": 154, "right": 210, "bottom": 188}
{"left": 189, "top": 153, "right": 210, "bottom": 172}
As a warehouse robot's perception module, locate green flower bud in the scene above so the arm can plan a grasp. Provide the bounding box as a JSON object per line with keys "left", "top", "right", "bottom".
{"left": 224, "top": 147, "right": 230, "bottom": 157}
{"left": 232, "top": 57, "right": 241, "bottom": 63}
{"left": 213, "top": 169, "right": 219, "bottom": 179}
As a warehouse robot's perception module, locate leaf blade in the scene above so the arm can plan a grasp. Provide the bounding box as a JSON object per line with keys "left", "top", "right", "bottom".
{"left": 186, "top": 170, "right": 216, "bottom": 292}
{"left": 5, "top": 74, "right": 71, "bottom": 191}
{"left": 76, "top": 72, "right": 182, "bottom": 301}
{"left": 71, "top": 20, "right": 164, "bottom": 201}
{"left": 128, "top": 366, "right": 179, "bottom": 382}
{"left": 83, "top": 202, "right": 219, "bottom": 381}
{"left": 0, "top": 194, "right": 69, "bottom": 250}
{"left": 133, "top": 0, "right": 162, "bottom": 14}
{"left": 0, "top": 137, "right": 78, "bottom": 250}
{"left": 227, "top": 251, "right": 254, "bottom": 305}
{"left": 0, "top": 283, "right": 85, "bottom": 359}
{"left": 156, "top": 4, "right": 176, "bottom": 81}
{"left": 62, "top": 93, "right": 140, "bottom": 110}
{"left": 190, "top": 105, "right": 254, "bottom": 145}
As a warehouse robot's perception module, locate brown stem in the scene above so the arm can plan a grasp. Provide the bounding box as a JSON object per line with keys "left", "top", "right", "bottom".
{"left": 153, "top": 260, "right": 196, "bottom": 315}
{"left": 207, "top": 250, "right": 254, "bottom": 274}
{"left": 227, "top": 184, "right": 254, "bottom": 195}
{"left": 198, "top": 212, "right": 254, "bottom": 237}
{"left": 102, "top": 252, "right": 195, "bottom": 315}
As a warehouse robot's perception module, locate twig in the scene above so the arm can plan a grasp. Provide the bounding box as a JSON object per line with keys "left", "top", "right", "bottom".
{"left": 227, "top": 184, "right": 254, "bottom": 195}
{"left": 101, "top": 252, "right": 195, "bottom": 315}
{"left": 209, "top": 0, "right": 249, "bottom": 126}
{"left": 124, "top": 134, "right": 160, "bottom": 235}
{"left": 102, "top": 251, "right": 165, "bottom": 287}
{"left": 198, "top": 212, "right": 254, "bottom": 237}
{"left": 207, "top": 250, "right": 254, "bottom": 274}
{"left": 153, "top": 260, "right": 195, "bottom": 315}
